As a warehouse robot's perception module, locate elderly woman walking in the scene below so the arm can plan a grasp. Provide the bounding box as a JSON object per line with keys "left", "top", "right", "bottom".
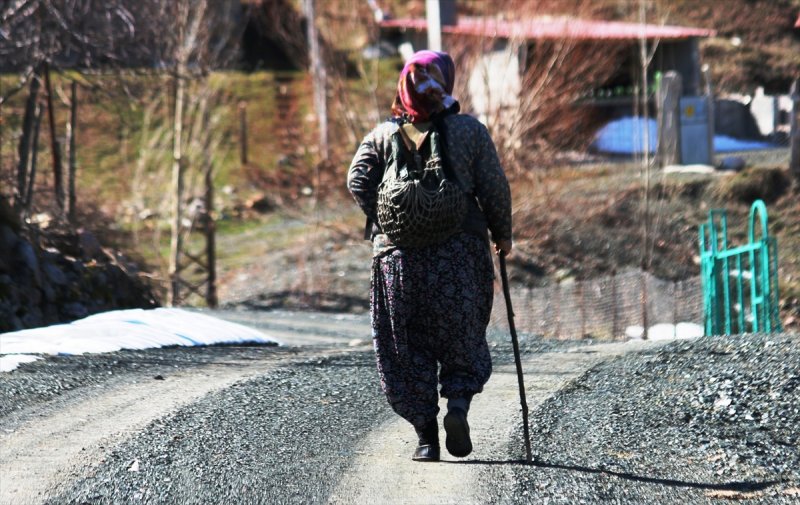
{"left": 347, "top": 50, "right": 512, "bottom": 462}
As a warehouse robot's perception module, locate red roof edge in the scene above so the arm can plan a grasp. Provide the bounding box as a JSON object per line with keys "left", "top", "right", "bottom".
{"left": 379, "top": 17, "right": 716, "bottom": 41}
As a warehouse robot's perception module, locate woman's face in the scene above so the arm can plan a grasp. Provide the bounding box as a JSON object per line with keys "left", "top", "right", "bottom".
{"left": 410, "top": 64, "right": 446, "bottom": 100}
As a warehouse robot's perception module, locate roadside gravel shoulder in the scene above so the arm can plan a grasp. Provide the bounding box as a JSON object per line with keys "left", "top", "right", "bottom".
{"left": 0, "top": 308, "right": 371, "bottom": 431}
{"left": 489, "top": 332, "right": 800, "bottom": 504}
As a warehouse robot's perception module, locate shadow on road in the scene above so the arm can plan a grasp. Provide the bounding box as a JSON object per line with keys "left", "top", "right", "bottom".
{"left": 238, "top": 290, "right": 369, "bottom": 313}
{"left": 445, "top": 458, "right": 782, "bottom": 492}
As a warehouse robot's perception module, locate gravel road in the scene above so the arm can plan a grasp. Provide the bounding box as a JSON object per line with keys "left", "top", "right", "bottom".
{"left": 1, "top": 309, "right": 797, "bottom": 504}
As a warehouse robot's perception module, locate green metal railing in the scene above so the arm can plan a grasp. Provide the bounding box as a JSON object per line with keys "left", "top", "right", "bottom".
{"left": 699, "top": 200, "right": 782, "bottom": 336}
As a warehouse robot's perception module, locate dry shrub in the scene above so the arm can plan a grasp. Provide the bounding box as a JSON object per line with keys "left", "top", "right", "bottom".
{"left": 445, "top": 0, "right": 626, "bottom": 175}
{"left": 715, "top": 166, "right": 790, "bottom": 204}
{"left": 644, "top": 0, "right": 798, "bottom": 93}
{"left": 652, "top": 176, "right": 712, "bottom": 200}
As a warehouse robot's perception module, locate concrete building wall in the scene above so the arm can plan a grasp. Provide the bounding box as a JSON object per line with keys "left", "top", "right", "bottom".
{"left": 467, "top": 42, "right": 522, "bottom": 123}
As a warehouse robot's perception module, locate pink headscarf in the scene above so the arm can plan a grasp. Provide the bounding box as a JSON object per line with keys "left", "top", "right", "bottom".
{"left": 391, "top": 50, "right": 456, "bottom": 123}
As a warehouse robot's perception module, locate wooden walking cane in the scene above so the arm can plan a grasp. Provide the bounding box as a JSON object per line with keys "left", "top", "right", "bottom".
{"left": 499, "top": 251, "right": 533, "bottom": 463}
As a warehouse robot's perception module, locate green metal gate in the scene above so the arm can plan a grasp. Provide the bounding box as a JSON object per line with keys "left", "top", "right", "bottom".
{"left": 699, "top": 199, "right": 782, "bottom": 336}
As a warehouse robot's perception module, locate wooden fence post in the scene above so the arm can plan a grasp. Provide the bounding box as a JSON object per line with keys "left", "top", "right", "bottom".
{"left": 66, "top": 81, "right": 78, "bottom": 225}
{"left": 579, "top": 281, "right": 586, "bottom": 338}
{"left": 790, "top": 78, "right": 799, "bottom": 184}
{"left": 16, "top": 73, "right": 41, "bottom": 212}
{"left": 24, "top": 103, "right": 43, "bottom": 212}
{"left": 672, "top": 280, "right": 679, "bottom": 338}
{"left": 703, "top": 65, "right": 715, "bottom": 164}
{"left": 611, "top": 270, "right": 619, "bottom": 339}
{"left": 168, "top": 71, "right": 186, "bottom": 307}
{"left": 641, "top": 271, "right": 649, "bottom": 340}
{"left": 554, "top": 282, "right": 562, "bottom": 339}
{"left": 204, "top": 162, "right": 218, "bottom": 308}
{"left": 43, "top": 63, "right": 64, "bottom": 212}
{"left": 238, "top": 101, "right": 248, "bottom": 166}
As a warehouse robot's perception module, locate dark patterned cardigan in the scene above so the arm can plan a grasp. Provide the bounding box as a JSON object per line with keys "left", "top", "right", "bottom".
{"left": 347, "top": 113, "right": 512, "bottom": 256}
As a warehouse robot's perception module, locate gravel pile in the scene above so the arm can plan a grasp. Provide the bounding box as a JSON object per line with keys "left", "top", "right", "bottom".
{"left": 489, "top": 332, "right": 799, "bottom": 504}
{"left": 0, "top": 344, "right": 282, "bottom": 426}
{"left": 48, "top": 351, "right": 391, "bottom": 505}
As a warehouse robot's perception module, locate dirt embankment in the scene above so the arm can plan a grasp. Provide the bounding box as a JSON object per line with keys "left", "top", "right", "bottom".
{"left": 218, "top": 161, "right": 800, "bottom": 331}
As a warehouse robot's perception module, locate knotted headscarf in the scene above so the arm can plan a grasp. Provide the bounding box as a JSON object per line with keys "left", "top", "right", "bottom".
{"left": 391, "top": 50, "right": 457, "bottom": 123}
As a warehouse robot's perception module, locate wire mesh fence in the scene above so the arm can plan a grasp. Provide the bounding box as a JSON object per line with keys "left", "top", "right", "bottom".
{"left": 490, "top": 269, "right": 703, "bottom": 340}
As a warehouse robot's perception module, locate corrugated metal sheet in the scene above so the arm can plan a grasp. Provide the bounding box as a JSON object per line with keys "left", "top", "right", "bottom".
{"left": 380, "top": 17, "right": 715, "bottom": 41}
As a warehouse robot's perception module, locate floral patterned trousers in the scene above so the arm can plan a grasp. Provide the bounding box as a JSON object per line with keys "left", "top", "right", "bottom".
{"left": 370, "top": 233, "right": 494, "bottom": 429}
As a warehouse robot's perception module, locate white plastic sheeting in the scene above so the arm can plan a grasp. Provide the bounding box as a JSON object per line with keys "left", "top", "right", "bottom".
{"left": 625, "top": 322, "right": 704, "bottom": 341}
{"left": 0, "top": 354, "right": 40, "bottom": 373}
{"left": 0, "top": 308, "right": 277, "bottom": 372}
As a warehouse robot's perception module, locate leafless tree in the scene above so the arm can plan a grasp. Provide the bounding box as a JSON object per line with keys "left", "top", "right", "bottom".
{"left": 144, "top": 0, "right": 239, "bottom": 306}
{"left": 2, "top": 0, "right": 241, "bottom": 307}
{"left": 0, "top": 0, "right": 136, "bottom": 78}
{"left": 1, "top": 0, "right": 135, "bottom": 215}
{"left": 318, "top": 0, "right": 386, "bottom": 144}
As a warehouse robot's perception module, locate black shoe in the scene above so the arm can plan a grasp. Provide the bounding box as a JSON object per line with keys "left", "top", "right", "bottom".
{"left": 443, "top": 407, "right": 472, "bottom": 457}
{"left": 412, "top": 443, "right": 441, "bottom": 462}
{"left": 412, "top": 418, "right": 440, "bottom": 462}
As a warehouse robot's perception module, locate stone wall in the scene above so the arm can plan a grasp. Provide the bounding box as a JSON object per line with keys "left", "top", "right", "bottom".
{"left": 0, "top": 208, "right": 158, "bottom": 333}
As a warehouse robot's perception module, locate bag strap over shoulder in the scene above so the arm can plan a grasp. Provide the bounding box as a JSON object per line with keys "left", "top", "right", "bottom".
{"left": 430, "top": 115, "right": 463, "bottom": 189}
{"left": 396, "top": 126, "right": 425, "bottom": 176}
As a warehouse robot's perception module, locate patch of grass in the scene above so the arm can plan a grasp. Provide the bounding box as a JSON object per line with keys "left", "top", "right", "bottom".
{"left": 712, "top": 166, "right": 791, "bottom": 204}
{"left": 1, "top": 70, "right": 314, "bottom": 207}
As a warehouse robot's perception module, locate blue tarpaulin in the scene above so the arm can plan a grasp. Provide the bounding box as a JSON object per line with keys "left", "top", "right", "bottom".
{"left": 714, "top": 135, "right": 773, "bottom": 152}
{"left": 592, "top": 117, "right": 776, "bottom": 155}
{"left": 592, "top": 117, "right": 658, "bottom": 155}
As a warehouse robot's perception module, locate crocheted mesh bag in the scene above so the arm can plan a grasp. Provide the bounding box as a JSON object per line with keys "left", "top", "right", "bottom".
{"left": 377, "top": 127, "right": 466, "bottom": 248}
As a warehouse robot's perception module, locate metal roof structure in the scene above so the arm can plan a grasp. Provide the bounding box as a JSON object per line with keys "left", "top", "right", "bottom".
{"left": 380, "top": 16, "right": 715, "bottom": 41}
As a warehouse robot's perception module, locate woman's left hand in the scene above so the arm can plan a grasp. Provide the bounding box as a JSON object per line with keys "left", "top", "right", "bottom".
{"left": 494, "top": 239, "right": 512, "bottom": 257}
